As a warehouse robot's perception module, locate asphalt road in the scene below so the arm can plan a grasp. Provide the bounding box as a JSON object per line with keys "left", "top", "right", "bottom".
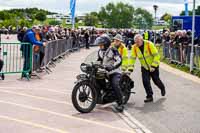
{"left": 127, "top": 61, "right": 200, "bottom": 133}
{"left": 0, "top": 47, "right": 136, "bottom": 133}
{"left": 1, "top": 35, "right": 200, "bottom": 133}
{"left": 84, "top": 50, "right": 200, "bottom": 133}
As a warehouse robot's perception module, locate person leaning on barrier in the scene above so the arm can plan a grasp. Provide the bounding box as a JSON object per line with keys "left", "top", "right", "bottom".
{"left": 128, "top": 34, "right": 166, "bottom": 103}
{"left": 21, "top": 26, "right": 47, "bottom": 78}
{"left": 35, "top": 27, "right": 46, "bottom": 72}
{"left": 111, "top": 34, "right": 129, "bottom": 71}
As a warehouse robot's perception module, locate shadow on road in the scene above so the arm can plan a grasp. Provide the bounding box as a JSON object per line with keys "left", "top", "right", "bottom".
{"left": 71, "top": 107, "right": 120, "bottom": 122}
{"left": 127, "top": 98, "right": 167, "bottom": 113}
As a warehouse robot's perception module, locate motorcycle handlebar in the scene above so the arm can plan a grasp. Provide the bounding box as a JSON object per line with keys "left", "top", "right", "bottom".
{"left": 81, "top": 62, "right": 105, "bottom": 69}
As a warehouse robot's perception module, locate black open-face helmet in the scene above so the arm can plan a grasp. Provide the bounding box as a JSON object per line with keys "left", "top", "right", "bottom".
{"left": 94, "top": 34, "right": 111, "bottom": 50}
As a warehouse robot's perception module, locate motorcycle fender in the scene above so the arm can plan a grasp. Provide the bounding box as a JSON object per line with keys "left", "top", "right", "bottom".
{"left": 74, "top": 74, "right": 89, "bottom": 84}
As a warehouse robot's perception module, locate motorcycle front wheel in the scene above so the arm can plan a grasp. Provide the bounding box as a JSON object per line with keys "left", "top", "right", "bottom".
{"left": 72, "top": 80, "right": 97, "bottom": 113}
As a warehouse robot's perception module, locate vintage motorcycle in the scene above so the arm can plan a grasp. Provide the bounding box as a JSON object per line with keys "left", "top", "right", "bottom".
{"left": 71, "top": 62, "right": 134, "bottom": 113}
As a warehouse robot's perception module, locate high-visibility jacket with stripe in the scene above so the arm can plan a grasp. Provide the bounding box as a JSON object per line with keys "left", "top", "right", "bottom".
{"left": 128, "top": 40, "right": 160, "bottom": 71}
{"left": 112, "top": 42, "right": 129, "bottom": 71}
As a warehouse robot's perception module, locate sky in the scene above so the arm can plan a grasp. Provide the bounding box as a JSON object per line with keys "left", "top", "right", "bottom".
{"left": 0, "top": 0, "right": 199, "bottom": 17}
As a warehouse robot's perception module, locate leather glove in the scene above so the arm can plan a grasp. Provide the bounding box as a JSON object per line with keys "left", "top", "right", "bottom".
{"left": 105, "top": 65, "right": 114, "bottom": 72}
{"left": 150, "top": 67, "right": 156, "bottom": 72}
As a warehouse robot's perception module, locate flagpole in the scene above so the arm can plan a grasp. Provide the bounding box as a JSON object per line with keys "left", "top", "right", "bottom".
{"left": 190, "top": 0, "right": 195, "bottom": 72}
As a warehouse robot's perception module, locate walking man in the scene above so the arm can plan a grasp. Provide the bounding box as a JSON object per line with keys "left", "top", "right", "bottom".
{"left": 128, "top": 34, "right": 166, "bottom": 103}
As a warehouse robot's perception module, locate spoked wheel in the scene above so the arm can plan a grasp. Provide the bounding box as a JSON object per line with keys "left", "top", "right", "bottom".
{"left": 72, "top": 80, "right": 97, "bottom": 113}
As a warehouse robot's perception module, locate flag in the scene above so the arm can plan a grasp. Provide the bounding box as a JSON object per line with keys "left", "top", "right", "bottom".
{"left": 70, "top": 0, "right": 76, "bottom": 28}
{"left": 184, "top": 0, "right": 189, "bottom": 16}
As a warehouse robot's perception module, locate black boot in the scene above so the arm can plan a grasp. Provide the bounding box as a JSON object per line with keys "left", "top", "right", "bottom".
{"left": 144, "top": 97, "right": 153, "bottom": 103}
{"left": 114, "top": 98, "right": 125, "bottom": 113}
{"left": 161, "top": 89, "right": 166, "bottom": 96}
{"left": 0, "top": 74, "right": 4, "bottom": 80}
{"left": 114, "top": 104, "right": 124, "bottom": 113}
{"left": 1, "top": 74, "right": 5, "bottom": 80}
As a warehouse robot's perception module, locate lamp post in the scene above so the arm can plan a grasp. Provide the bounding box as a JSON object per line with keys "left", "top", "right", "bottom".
{"left": 153, "top": 5, "right": 158, "bottom": 44}
{"left": 153, "top": 5, "right": 158, "bottom": 21}
{"left": 190, "top": 0, "right": 196, "bottom": 72}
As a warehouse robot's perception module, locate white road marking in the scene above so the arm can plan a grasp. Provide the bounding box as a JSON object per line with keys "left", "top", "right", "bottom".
{"left": 0, "top": 100, "right": 134, "bottom": 133}
{"left": 123, "top": 111, "right": 153, "bottom": 133}
{"left": 100, "top": 103, "right": 153, "bottom": 133}
{"left": 0, "top": 115, "right": 69, "bottom": 133}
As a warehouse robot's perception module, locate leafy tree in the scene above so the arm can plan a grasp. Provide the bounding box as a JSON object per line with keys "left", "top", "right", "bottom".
{"left": 19, "top": 19, "right": 31, "bottom": 27}
{"left": 0, "top": 8, "right": 55, "bottom": 27}
{"left": 133, "top": 8, "right": 153, "bottom": 29}
{"left": 35, "top": 12, "right": 47, "bottom": 22}
{"left": 180, "top": 11, "right": 193, "bottom": 16}
{"left": 180, "top": 5, "right": 200, "bottom": 16}
{"left": 84, "top": 12, "right": 99, "bottom": 26}
{"left": 98, "top": 2, "right": 134, "bottom": 28}
{"left": 161, "top": 13, "right": 172, "bottom": 22}
{"left": 49, "top": 20, "right": 61, "bottom": 25}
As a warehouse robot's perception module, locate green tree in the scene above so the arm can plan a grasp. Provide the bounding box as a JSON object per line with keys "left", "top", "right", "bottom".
{"left": 2, "top": 19, "right": 16, "bottom": 28}
{"left": 195, "top": 6, "right": 200, "bottom": 15}
{"left": 133, "top": 8, "right": 154, "bottom": 29}
{"left": 49, "top": 20, "right": 61, "bottom": 26}
{"left": 35, "top": 12, "right": 47, "bottom": 22}
{"left": 84, "top": 12, "right": 99, "bottom": 26}
{"left": 0, "top": 12, "right": 6, "bottom": 20}
{"left": 161, "top": 13, "right": 172, "bottom": 22}
{"left": 180, "top": 5, "right": 200, "bottom": 16}
{"left": 98, "top": 2, "right": 134, "bottom": 28}
{"left": 180, "top": 11, "right": 193, "bottom": 16}
{"left": 19, "top": 19, "right": 31, "bottom": 27}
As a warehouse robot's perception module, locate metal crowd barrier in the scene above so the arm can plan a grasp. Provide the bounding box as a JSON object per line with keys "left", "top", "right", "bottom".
{"left": 32, "top": 35, "right": 98, "bottom": 74}
{"left": 0, "top": 43, "right": 32, "bottom": 77}
{"left": 162, "top": 41, "right": 200, "bottom": 73}
{"left": 0, "top": 35, "right": 97, "bottom": 79}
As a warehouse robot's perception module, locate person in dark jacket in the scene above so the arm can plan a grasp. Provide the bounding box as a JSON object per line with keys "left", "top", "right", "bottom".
{"left": 21, "top": 26, "right": 46, "bottom": 78}
{"left": 85, "top": 30, "right": 90, "bottom": 49}
{"left": 17, "top": 27, "right": 27, "bottom": 42}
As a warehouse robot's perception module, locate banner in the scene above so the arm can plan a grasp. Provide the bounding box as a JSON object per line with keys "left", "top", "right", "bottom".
{"left": 184, "top": 0, "right": 189, "bottom": 16}
{"left": 70, "top": 0, "right": 76, "bottom": 28}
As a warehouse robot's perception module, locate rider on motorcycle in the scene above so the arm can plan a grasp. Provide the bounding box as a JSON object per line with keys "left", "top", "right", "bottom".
{"left": 95, "top": 34, "right": 124, "bottom": 112}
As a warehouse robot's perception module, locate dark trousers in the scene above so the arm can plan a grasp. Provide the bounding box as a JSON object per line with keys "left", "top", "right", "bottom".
{"left": 0, "top": 59, "right": 3, "bottom": 72}
{"left": 22, "top": 52, "right": 31, "bottom": 76}
{"left": 110, "top": 73, "right": 123, "bottom": 104}
{"left": 85, "top": 39, "right": 89, "bottom": 49}
{"left": 141, "top": 67, "right": 165, "bottom": 98}
{"left": 39, "top": 51, "right": 45, "bottom": 66}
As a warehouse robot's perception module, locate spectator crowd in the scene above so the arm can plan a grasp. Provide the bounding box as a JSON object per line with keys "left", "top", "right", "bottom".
{"left": 0, "top": 25, "right": 200, "bottom": 80}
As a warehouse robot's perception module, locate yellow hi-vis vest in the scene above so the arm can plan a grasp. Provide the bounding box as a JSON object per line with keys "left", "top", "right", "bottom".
{"left": 128, "top": 40, "right": 160, "bottom": 71}
{"left": 144, "top": 32, "right": 149, "bottom": 40}
{"left": 112, "top": 42, "right": 128, "bottom": 71}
